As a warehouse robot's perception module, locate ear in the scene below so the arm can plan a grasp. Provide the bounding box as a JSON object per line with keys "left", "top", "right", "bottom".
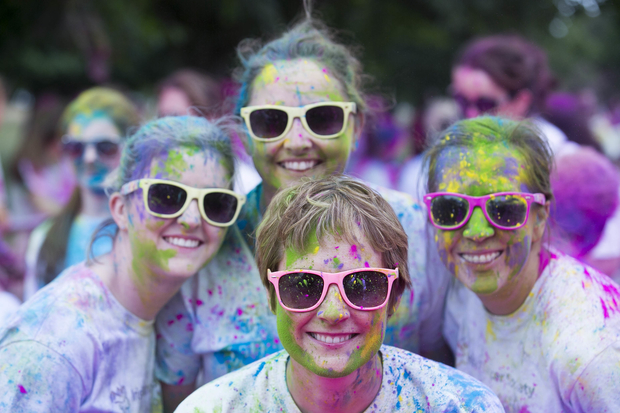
{"left": 532, "top": 201, "right": 550, "bottom": 243}
{"left": 510, "top": 90, "right": 533, "bottom": 118}
{"left": 351, "top": 111, "right": 365, "bottom": 151}
{"left": 109, "top": 192, "right": 129, "bottom": 231}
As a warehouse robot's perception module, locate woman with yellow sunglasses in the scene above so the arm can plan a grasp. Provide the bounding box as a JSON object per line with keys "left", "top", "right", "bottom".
{"left": 0, "top": 116, "right": 243, "bottom": 412}
{"left": 156, "top": 9, "right": 451, "bottom": 411}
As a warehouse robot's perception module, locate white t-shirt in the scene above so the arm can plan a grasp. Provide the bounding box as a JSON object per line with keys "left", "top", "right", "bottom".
{"left": 444, "top": 251, "right": 620, "bottom": 412}
{"left": 0, "top": 263, "right": 162, "bottom": 413}
{"left": 0, "top": 291, "right": 20, "bottom": 327}
{"left": 175, "top": 345, "right": 504, "bottom": 413}
{"left": 156, "top": 183, "right": 451, "bottom": 386}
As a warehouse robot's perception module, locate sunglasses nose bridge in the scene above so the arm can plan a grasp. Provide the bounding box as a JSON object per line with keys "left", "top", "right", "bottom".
{"left": 82, "top": 143, "right": 98, "bottom": 163}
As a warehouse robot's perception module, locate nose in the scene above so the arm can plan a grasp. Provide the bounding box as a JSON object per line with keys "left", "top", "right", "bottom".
{"left": 282, "top": 118, "right": 312, "bottom": 152}
{"left": 462, "top": 207, "right": 495, "bottom": 241}
{"left": 177, "top": 199, "right": 202, "bottom": 230}
{"left": 83, "top": 143, "right": 98, "bottom": 164}
{"left": 316, "top": 284, "right": 351, "bottom": 324}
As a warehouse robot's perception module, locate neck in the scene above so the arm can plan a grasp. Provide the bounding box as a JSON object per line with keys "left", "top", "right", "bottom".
{"left": 260, "top": 184, "right": 276, "bottom": 216}
{"left": 95, "top": 231, "right": 187, "bottom": 321}
{"left": 80, "top": 187, "right": 110, "bottom": 217}
{"left": 286, "top": 353, "right": 383, "bottom": 413}
{"left": 479, "top": 241, "right": 546, "bottom": 315}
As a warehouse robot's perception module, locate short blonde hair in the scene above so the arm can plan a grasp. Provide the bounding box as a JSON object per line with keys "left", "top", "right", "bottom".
{"left": 256, "top": 175, "right": 410, "bottom": 315}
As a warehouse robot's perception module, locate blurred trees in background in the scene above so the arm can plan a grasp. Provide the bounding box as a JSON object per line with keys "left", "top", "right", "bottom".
{"left": 0, "top": 0, "right": 619, "bottom": 104}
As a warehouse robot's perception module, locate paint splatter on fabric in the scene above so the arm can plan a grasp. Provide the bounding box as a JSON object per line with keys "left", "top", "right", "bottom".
{"left": 444, "top": 251, "right": 620, "bottom": 412}
{"left": 0, "top": 263, "right": 162, "bottom": 412}
{"left": 175, "top": 345, "right": 504, "bottom": 412}
{"left": 155, "top": 225, "right": 281, "bottom": 386}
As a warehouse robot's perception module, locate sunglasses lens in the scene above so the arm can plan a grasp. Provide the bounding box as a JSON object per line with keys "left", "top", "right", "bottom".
{"left": 62, "top": 141, "right": 84, "bottom": 158}
{"left": 486, "top": 195, "right": 527, "bottom": 228}
{"left": 343, "top": 271, "right": 389, "bottom": 309}
{"left": 203, "top": 192, "right": 238, "bottom": 224}
{"left": 249, "top": 109, "right": 288, "bottom": 139}
{"left": 306, "top": 105, "right": 345, "bottom": 136}
{"left": 147, "top": 183, "right": 187, "bottom": 215}
{"left": 279, "top": 272, "right": 324, "bottom": 310}
{"left": 430, "top": 195, "right": 469, "bottom": 228}
{"left": 476, "top": 97, "right": 499, "bottom": 113}
{"left": 95, "top": 141, "right": 120, "bottom": 157}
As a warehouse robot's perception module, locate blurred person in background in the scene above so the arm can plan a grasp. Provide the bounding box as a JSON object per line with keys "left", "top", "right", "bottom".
{"left": 550, "top": 146, "right": 620, "bottom": 281}
{"left": 544, "top": 92, "right": 603, "bottom": 152}
{"left": 22, "top": 87, "right": 140, "bottom": 300}
{"left": 156, "top": 68, "right": 261, "bottom": 194}
{"left": 397, "top": 96, "right": 460, "bottom": 199}
{"left": 346, "top": 96, "right": 413, "bottom": 189}
{"left": 451, "top": 34, "right": 570, "bottom": 156}
{"left": 10, "top": 93, "right": 75, "bottom": 218}
{"left": 0, "top": 75, "right": 23, "bottom": 325}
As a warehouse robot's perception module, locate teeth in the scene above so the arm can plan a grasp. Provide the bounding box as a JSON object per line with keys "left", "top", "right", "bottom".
{"left": 310, "top": 333, "right": 354, "bottom": 344}
{"left": 281, "top": 160, "right": 318, "bottom": 171}
{"left": 461, "top": 251, "right": 501, "bottom": 264}
{"left": 164, "top": 237, "right": 200, "bottom": 248}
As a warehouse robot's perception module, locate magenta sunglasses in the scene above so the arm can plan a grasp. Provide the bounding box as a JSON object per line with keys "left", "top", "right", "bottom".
{"left": 267, "top": 267, "right": 399, "bottom": 312}
{"left": 423, "top": 192, "right": 546, "bottom": 231}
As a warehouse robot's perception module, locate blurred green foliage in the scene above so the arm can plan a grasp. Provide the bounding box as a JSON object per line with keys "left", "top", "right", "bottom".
{"left": 0, "top": 0, "right": 619, "bottom": 103}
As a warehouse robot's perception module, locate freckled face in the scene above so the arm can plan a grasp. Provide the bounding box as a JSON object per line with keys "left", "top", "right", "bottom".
{"left": 246, "top": 59, "right": 357, "bottom": 194}
{"left": 125, "top": 146, "right": 230, "bottom": 281}
{"left": 67, "top": 114, "right": 122, "bottom": 193}
{"left": 432, "top": 143, "right": 539, "bottom": 296}
{"left": 276, "top": 233, "right": 386, "bottom": 378}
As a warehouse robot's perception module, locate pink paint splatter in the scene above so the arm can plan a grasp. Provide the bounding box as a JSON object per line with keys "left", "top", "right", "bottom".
{"left": 167, "top": 320, "right": 174, "bottom": 326}
{"left": 364, "top": 261, "right": 369, "bottom": 268}
{"left": 18, "top": 384, "right": 27, "bottom": 394}
{"left": 177, "top": 377, "right": 185, "bottom": 385}
{"left": 519, "top": 406, "right": 531, "bottom": 413}
{"left": 601, "top": 298, "right": 610, "bottom": 319}
{"left": 186, "top": 323, "right": 193, "bottom": 332}
{"left": 207, "top": 290, "right": 213, "bottom": 296}
{"left": 196, "top": 299, "right": 204, "bottom": 306}
{"left": 237, "top": 308, "right": 243, "bottom": 316}
{"left": 176, "top": 314, "right": 183, "bottom": 320}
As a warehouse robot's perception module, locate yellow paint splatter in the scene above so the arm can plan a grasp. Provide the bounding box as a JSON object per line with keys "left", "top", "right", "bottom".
{"left": 486, "top": 319, "right": 497, "bottom": 341}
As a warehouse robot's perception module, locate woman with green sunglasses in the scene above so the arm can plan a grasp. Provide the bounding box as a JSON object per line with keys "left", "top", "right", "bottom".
{"left": 155, "top": 10, "right": 451, "bottom": 411}
{"left": 0, "top": 116, "right": 242, "bottom": 412}
{"left": 427, "top": 116, "right": 620, "bottom": 411}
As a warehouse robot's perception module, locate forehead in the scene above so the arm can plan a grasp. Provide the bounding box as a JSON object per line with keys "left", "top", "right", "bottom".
{"left": 68, "top": 112, "right": 120, "bottom": 138}
{"left": 452, "top": 66, "right": 507, "bottom": 99}
{"left": 248, "top": 59, "right": 349, "bottom": 106}
{"left": 144, "top": 146, "right": 230, "bottom": 188}
{"left": 433, "top": 142, "right": 530, "bottom": 195}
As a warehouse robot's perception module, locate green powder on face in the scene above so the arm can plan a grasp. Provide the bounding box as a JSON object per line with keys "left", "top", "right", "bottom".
{"left": 285, "top": 231, "right": 320, "bottom": 269}
{"left": 471, "top": 273, "right": 500, "bottom": 294}
{"left": 129, "top": 232, "right": 177, "bottom": 288}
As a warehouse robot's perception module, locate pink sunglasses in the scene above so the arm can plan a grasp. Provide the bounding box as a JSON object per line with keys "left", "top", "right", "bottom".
{"left": 423, "top": 192, "right": 546, "bottom": 231}
{"left": 267, "top": 267, "right": 399, "bottom": 312}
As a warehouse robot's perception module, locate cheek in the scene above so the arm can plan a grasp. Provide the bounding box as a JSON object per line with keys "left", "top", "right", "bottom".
{"left": 276, "top": 306, "right": 306, "bottom": 354}
{"left": 505, "top": 232, "right": 532, "bottom": 274}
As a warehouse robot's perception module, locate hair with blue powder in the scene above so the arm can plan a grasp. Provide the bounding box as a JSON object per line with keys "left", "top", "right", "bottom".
{"left": 88, "top": 116, "right": 238, "bottom": 261}
{"left": 425, "top": 116, "right": 554, "bottom": 202}
{"left": 234, "top": 13, "right": 368, "bottom": 151}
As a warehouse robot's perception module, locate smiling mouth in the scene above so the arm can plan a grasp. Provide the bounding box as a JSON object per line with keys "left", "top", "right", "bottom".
{"left": 459, "top": 251, "right": 502, "bottom": 264}
{"left": 308, "top": 333, "right": 357, "bottom": 344}
{"left": 278, "top": 160, "right": 321, "bottom": 172}
{"left": 163, "top": 236, "right": 202, "bottom": 249}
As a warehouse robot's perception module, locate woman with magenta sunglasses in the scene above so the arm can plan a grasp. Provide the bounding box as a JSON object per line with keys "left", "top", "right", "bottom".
{"left": 426, "top": 116, "right": 620, "bottom": 411}
{"left": 0, "top": 116, "right": 244, "bottom": 412}
{"left": 176, "top": 175, "right": 503, "bottom": 412}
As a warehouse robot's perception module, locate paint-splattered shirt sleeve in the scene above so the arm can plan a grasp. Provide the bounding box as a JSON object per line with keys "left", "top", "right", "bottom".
{"left": 566, "top": 341, "right": 620, "bottom": 411}
{"left": 0, "top": 341, "right": 83, "bottom": 412}
{"left": 155, "top": 289, "right": 200, "bottom": 386}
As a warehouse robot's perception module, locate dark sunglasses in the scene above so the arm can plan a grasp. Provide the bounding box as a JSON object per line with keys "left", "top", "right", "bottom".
{"left": 423, "top": 192, "right": 546, "bottom": 231}
{"left": 120, "top": 179, "right": 246, "bottom": 227}
{"left": 452, "top": 93, "right": 504, "bottom": 115}
{"left": 62, "top": 135, "right": 121, "bottom": 159}
{"left": 240, "top": 102, "right": 356, "bottom": 142}
{"left": 267, "top": 268, "right": 398, "bottom": 312}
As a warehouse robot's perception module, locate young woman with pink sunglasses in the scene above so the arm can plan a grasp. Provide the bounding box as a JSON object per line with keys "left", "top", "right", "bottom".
{"left": 426, "top": 116, "right": 620, "bottom": 411}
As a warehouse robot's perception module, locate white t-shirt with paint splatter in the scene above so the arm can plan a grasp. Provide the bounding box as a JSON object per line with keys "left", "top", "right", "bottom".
{"left": 444, "top": 251, "right": 620, "bottom": 412}
{"left": 0, "top": 263, "right": 162, "bottom": 413}
{"left": 175, "top": 345, "right": 504, "bottom": 413}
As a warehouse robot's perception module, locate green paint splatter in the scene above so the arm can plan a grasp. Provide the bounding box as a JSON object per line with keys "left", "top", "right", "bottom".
{"left": 285, "top": 231, "right": 320, "bottom": 269}
{"left": 129, "top": 232, "right": 176, "bottom": 288}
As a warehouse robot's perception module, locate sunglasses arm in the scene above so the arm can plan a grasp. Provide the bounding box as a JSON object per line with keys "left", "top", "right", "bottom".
{"left": 119, "top": 180, "right": 141, "bottom": 196}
